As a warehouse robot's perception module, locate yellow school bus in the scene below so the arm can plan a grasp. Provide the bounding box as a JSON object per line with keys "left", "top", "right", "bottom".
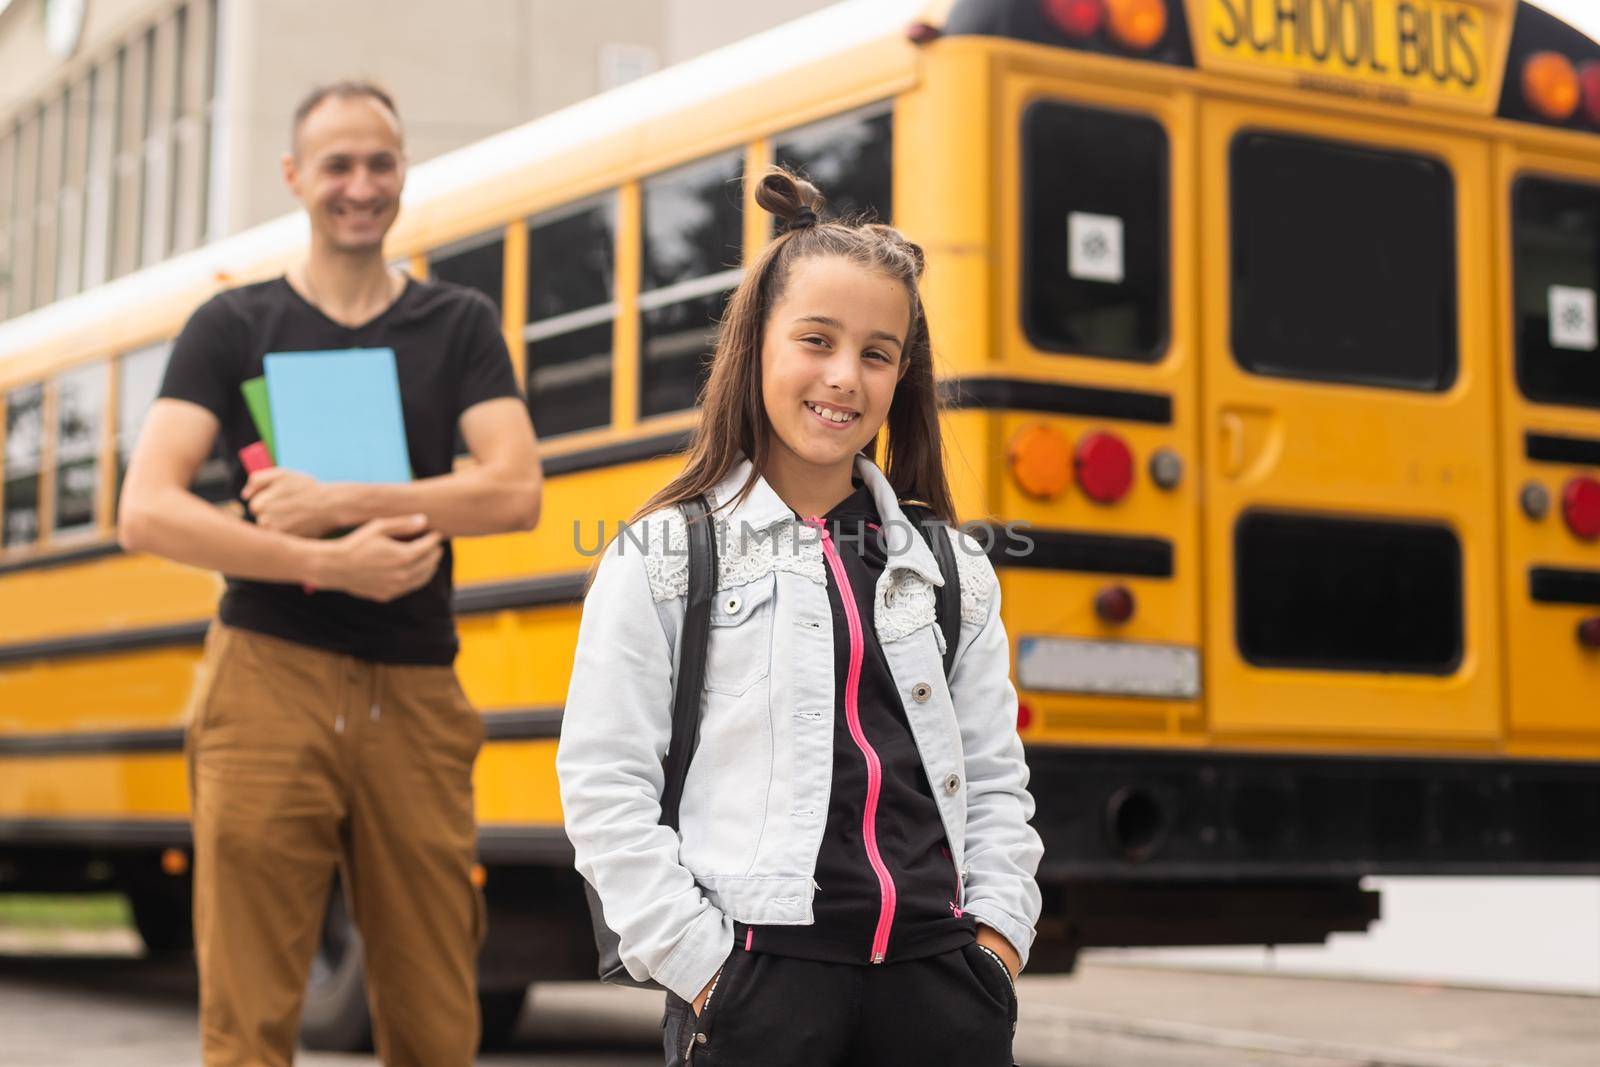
{"left": 4, "top": 0, "right": 1600, "bottom": 1048}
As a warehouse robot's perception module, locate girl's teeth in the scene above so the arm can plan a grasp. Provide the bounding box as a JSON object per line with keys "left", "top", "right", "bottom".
{"left": 808, "top": 402, "right": 855, "bottom": 423}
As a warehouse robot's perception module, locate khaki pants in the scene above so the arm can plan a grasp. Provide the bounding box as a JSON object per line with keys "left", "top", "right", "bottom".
{"left": 185, "top": 622, "right": 485, "bottom": 1067}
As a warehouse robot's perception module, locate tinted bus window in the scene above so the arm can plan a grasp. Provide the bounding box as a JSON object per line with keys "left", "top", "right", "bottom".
{"left": 54, "top": 361, "right": 105, "bottom": 535}
{"left": 527, "top": 196, "right": 617, "bottom": 438}
{"left": 3, "top": 383, "right": 44, "bottom": 548}
{"left": 430, "top": 231, "right": 504, "bottom": 313}
{"left": 1236, "top": 512, "right": 1462, "bottom": 675}
{"left": 775, "top": 107, "right": 892, "bottom": 224}
{"left": 1022, "top": 101, "right": 1169, "bottom": 361}
{"left": 1231, "top": 133, "right": 1457, "bottom": 392}
{"left": 116, "top": 343, "right": 166, "bottom": 501}
{"left": 640, "top": 152, "right": 743, "bottom": 419}
{"left": 1513, "top": 176, "right": 1600, "bottom": 410}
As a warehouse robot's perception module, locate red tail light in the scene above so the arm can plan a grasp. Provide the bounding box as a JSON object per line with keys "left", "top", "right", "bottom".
{"left": 1017, "top": 702, "right": 1035, "bottom": 731}
{"left": 1562, "top": 476, "right": 1600, "bottom": 540}
{"left": 1578, "top": 618, "right": 1600, "bottom": 650}
{"left": 1075, "top": 431, "right": 1135, "bottom": 504}
{"left": 1044, "top": 0, "right": 1105, "bottom": 39}
{"left": 1095, "top": 584, "right": 1136, "bottom": 624}
{"left": 1582, "top": 61, "right": 1600, "bottom": 125}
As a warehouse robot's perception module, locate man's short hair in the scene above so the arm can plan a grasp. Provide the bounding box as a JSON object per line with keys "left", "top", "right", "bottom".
{"left": 290, "top": 80, "right": 402, "bottom": 153}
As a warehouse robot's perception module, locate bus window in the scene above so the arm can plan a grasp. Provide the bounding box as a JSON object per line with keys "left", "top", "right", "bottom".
{"left": 116, "top": 343, "right": 166, "bottom": 503}
{"left": 1231, "top": 133, "right": 1457, "bottom": 392}
{"left": 639, "top": 151, "right": 743, "bottom": 419}
{"left": 1236, "top": 512, "right": 1462, "bottom": 675}
{"left": 429, "top": 230, "right": 505, "bottom": 313}
{"left": 3, "top": 383, "right": 44, "bottom": 548}
{"left": 54, "top": 361, "right": 105, "bottom": 535}
{"left": 775, "top": 106, "right": 892, "bottom": 224}
{"left": 1022, "top": 101, "right": 1169, "bottom": 361}
{"left": 1513, "top": 176, "right": 1600, "bottom": 410}
{"left": 526, "top": 195, "right": 617, "bottom": 438}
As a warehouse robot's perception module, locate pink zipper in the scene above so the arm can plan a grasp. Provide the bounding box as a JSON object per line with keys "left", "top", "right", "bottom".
{"left": 810, "top": 518, "right": 897, "bottom": 964}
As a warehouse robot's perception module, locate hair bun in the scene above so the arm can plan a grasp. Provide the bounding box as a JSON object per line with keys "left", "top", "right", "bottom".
{"left": 755, "top": 168, "right": 825, "bottom": 232}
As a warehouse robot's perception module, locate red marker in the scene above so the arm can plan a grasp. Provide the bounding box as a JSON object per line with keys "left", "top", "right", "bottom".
{"left": 239, "top": 443, "right": 315, "bottom": 594}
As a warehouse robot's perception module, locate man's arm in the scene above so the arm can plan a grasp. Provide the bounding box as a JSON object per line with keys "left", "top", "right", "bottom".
{"left": 119, "top": 398, "right": 444, "bottom": 602}
{"left": 243, "top": 396, "right": 542, "bottom": 539}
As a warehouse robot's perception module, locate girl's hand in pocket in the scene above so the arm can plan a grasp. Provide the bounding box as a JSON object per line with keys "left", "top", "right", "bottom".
{"left": 692, "top": 969, "right": 720, "bottom": 1016}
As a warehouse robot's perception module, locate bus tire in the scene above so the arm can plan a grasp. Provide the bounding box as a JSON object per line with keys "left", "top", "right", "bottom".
{"left": 125, "top": 885, "right": 193, "bottom": 956}
{"left": 477, "top": 985, "right": 528, "bottom": 1050}
{"left": 298, "top": 885, "right": 372, "bottom": 1053}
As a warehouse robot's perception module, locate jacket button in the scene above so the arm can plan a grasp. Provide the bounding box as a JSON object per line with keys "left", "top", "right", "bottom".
{"left": 911, "top": 682, "right": 933, "bottom": 703}
{"left": 722, "top": 593, "right": 741, "bottom": 615}
{"left": 943, "top": 773, "right": 961, "bottom": 795}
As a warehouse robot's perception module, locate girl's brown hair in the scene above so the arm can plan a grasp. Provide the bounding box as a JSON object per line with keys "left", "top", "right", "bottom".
{"left": 633, "top": 168, "right": 954, "bottom": 523}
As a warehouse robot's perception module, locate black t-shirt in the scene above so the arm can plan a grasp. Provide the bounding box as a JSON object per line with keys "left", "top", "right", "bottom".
{"left": 158, "top": 276, "right": 521, "bottom": 665}
{"left": 750, "top": 483, "right": 976, "bottom": 964}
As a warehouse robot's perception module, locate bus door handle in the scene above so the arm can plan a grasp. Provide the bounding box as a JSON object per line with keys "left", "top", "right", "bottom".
{"left": 1219, "top": 411, "right": 1247, "bottom": 478}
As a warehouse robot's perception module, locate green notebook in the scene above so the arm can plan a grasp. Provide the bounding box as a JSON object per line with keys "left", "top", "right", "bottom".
{"left": 240, "top": 376, "right": 276, "bottom": 461}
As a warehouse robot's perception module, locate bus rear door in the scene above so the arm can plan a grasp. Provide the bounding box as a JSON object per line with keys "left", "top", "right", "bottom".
{"left": 1199, "top": 101, "right": 1502, "bottom": 745}
{"left": 1496, "top": 141, "right": 1600, "bottom": 745}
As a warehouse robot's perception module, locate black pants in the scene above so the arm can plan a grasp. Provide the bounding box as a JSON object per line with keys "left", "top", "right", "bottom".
{"left": 661, "top": 943, "right": 1017, "bottom": 1066}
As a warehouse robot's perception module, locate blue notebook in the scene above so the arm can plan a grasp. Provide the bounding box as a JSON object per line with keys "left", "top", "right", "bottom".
{"left": 263, "top": 348, "right": 413, "bottom": 484}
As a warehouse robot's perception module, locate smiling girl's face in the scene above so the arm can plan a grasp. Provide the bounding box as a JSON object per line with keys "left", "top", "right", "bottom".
{"left": 760, "top": 255, "right": 911, "bottom": 483}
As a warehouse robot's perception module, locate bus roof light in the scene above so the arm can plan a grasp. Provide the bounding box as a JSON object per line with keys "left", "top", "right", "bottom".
{"left": 1524, "top": 52, "right": 1581, "bottom": 122}
{"left": 1075, "top": 431, "right": 1135, "bottom": 504}
{"left": 1043, "top": 0, "right": 1104, "bottom": 40}
{"left": 1562, "top": 476, "right": 1600, "bottom": 540}
{"left": 1106, "top": 0, "right": 1167, "bottom": 51}
{"left": 905, "top": 21, "right": 941, "bottom": 45}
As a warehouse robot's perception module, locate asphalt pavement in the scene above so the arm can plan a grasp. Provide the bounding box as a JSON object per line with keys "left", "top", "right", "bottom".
{"left": 0, "top": 931, "right": 1594, "bottom": 1067}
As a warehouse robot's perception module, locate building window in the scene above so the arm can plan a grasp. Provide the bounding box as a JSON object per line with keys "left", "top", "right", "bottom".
{"left": 774, "top": 106, "right": 892, "bottom": 224}
{"left": 3, "top": 384, "right": 44, "bottom": 548}
{"left": 54, "top": 362, "right": 105, "bottom": 535}
{"left": 526, "top": 196, "right": 616, "bottom": 438}
{"left": 33, "top": 97, "right": 64, "bottom": 309}
{"left": 111, "top": 38, "right": 148, "bottom": 279}
{"left": 0, "top": 128, "right": 14, "bottom": 318}
{"left": 1022, "top": 101, "right": 1169, "bottom": 362}
{"left": 56, "top": 78, "right": 91, "bottom": 300}
{"left": 430, "top": 230, "right": 504, "bottom": 312}
{"left": 1231, "top": 131, "right": 1457, "bottom": 392}
{"left": 639, "top": 152, "right": 743, "bottom": 419}
{"left": 82, "top": 61, "right": 117, "bottom": 290}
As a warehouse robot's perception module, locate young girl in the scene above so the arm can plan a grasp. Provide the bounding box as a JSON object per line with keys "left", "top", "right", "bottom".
{"left": 556, "top": 170, "right": 1042, "bottom": 1066}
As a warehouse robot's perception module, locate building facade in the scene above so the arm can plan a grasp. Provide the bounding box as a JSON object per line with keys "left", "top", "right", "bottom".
{"left": 0, "top": 0, "right": 832, "bottom": 324}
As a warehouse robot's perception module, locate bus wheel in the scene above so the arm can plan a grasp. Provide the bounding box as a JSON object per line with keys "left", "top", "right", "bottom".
{"left": 298, "top": 885, "right": 372, "bottom": 1052}
{"left": 477, "top": 985, "right": 528, "bottom": 1050}
{"left": 125, "top": 885, "right": 193, "bottom": 956}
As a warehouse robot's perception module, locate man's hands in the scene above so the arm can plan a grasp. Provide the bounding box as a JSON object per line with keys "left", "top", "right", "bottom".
{"left": 243, "top": 468, "right": 347, "bottom": 538}
{"left": 306, "top": 514, "right": 443, "bottom": 602}
{"left": 976, "top": 924, "right": 1021, "bottom": 982}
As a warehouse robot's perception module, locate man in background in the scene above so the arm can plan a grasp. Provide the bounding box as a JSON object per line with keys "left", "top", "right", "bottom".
{"left": 119, "top": 81, "right": 541, "bottom": 1066}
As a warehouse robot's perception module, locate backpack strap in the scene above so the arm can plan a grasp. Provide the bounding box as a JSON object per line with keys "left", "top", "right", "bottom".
{"left": 658, "top": 494, "right": 717, "bottom": 830}
{"left": 901, "top": 503, "right": 960, "bottom": 677}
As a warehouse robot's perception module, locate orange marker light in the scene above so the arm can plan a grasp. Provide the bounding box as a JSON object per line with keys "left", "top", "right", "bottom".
{"left": 161, "top": 848, "right": 190, "bottom": 877}
{"left": 470, "top": 863, "right": 488, "bottom": 889}
{"left": 1524, "top": 52, "right": 1580, "bottom": 121}
{"left": 1106, "top": 0, "right": 1167, "bottom": 51}
{"left": 1009, "top": 424, "right": 1074, "bottom": 500}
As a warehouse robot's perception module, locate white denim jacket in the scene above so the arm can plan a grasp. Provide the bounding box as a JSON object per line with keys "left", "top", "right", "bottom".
{"left": 555, "top": 456, "right": 1043, "bottom": 1002}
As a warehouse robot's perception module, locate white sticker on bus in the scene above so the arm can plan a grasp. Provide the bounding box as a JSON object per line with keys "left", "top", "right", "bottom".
{"left": 1549, "top": 285, "right": 1597, "bottom": 352}
{"left": 1068, "top": 212, "right": 1125, "bottom": 284}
